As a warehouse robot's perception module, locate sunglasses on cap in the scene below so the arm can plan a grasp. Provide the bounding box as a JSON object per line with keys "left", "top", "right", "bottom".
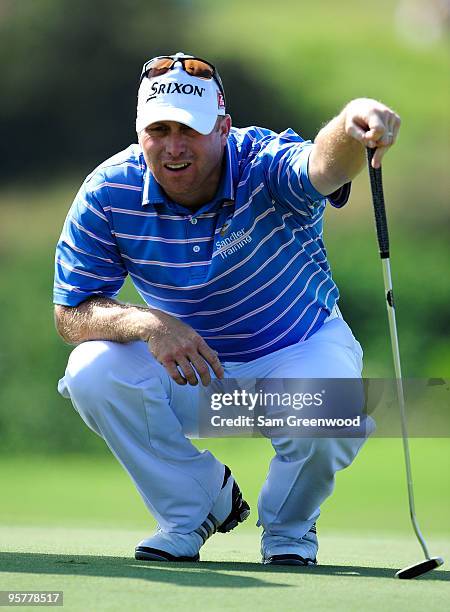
{"left": 139, "top": 54, "right": 226, "bottom": 102}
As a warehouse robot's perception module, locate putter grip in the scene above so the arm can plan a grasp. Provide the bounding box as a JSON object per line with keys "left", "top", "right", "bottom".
{"left": 366, "top": 147, "right": 390, "bottom": 259}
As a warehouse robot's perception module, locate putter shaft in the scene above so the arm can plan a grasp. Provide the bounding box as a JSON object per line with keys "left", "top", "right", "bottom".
{"left": 381, "top": 257, "right": 431, "bottom": 561}
{"left": 366, "top": 147, "right": 443, "bottom": 577}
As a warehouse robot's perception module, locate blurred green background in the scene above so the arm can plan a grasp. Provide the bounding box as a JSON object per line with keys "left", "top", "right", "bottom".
{"left": 0, "top": 0, "right": 449, "bottom": 539}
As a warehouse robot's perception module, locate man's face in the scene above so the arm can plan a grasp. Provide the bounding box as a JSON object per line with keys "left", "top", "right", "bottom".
{"left": 138, "top": 116, "right": 231, "bottom": 209}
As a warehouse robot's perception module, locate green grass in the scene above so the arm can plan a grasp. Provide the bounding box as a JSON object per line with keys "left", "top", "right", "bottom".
{"left": 1, "top": 527, "right": 448, "bottom": 612}
{"left": 1, "top": 442, "right": 449, "bottom": 609}
{"left": 1, "top": 440, "right": 449, "bottom": 534}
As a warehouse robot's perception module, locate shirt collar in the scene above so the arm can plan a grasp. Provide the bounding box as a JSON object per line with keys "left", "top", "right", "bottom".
{"left": 141, "top": 139, "right": 237, "bottom": 208}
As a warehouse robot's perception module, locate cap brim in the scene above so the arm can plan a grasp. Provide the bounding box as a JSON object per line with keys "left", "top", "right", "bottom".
{"left": 136, "top": 106, "right": 217, "bottom": 135}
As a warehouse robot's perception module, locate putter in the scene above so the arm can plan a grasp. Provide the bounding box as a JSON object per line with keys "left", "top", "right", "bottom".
{"left": 366, "top": 147, "right": 444, "bottom": 579}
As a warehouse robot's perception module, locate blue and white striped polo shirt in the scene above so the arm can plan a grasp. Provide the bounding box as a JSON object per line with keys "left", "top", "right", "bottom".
{"left": 54, "top": 126, "right": 350, "bottom": 361}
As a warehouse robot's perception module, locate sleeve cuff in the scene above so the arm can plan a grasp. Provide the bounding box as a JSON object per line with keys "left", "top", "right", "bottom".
{"left": 327, "top": 182, "right": 351, "bottom": 208}
{"left": 303, "top": 147, "right": 352, "bottom": 207}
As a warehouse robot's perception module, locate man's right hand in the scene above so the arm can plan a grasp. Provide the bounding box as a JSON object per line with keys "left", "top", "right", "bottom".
{"left": 145, "top": 310, "right": 224, "bottom": 386}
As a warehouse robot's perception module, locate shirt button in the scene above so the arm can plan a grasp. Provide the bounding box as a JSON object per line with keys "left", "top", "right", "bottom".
{"left": 193, "top": 245, "right": 200, "bottom": 253}
{"left": 190, "top": 218, "right": 198, "bottom": 225}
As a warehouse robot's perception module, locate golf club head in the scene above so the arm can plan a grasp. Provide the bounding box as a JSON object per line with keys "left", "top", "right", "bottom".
{"left": 395, "top": 556, "right": 444, "bottom": 579}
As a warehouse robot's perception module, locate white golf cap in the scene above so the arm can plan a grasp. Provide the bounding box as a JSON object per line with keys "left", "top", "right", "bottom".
{"left": 136, "top": 63, "right": 226, "bottom": 135}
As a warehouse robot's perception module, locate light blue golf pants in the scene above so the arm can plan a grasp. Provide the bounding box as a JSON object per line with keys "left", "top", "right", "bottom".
{"left": 58, "top": 316, "right": 373, "bottom": 539}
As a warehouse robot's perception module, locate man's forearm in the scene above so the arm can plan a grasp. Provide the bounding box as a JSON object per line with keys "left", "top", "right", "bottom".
{"left": 54, "top": 297, "right": 155, "bottom": 345}
{"left": 308, "top": 98, "right": 401, "bottom": 196}
{"left": 54, "top": 296, "right": 224, "bottom": 386}
{"left": 311, "top": 111, "right": 365, "bottom": 194}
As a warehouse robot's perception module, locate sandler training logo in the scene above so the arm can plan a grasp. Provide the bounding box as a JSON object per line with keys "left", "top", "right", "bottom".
{"left": 215, "top": 228, "right": 252, "bottom": 259}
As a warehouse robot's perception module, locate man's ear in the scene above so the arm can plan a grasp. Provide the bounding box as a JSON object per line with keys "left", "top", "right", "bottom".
{"left": 220, "top": 115, "right": 232, "bottom": 143}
